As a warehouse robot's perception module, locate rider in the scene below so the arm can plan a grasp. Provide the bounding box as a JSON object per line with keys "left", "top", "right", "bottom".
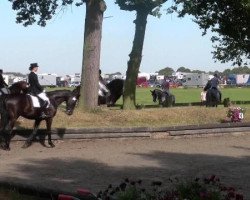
{"left": 28, "top": 63, "right": 50, "bottom": 118}
{"left": 161, "top": 78, "right": 170, "bottom": 102}
{"left": 210, "top": 73, "right": 222, "bottom": 102}
{"left": 0, "top": 69, "right": 9, "bottom": 95}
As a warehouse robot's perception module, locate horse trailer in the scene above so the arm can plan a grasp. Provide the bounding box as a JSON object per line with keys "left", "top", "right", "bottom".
{"left": 182, "top": 73, "right": 209, "bottom": 87}
{"left": 38, "top": 74, "right": 58, "bottom": 87}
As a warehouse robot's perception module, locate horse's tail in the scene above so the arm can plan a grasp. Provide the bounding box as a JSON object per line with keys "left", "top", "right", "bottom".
{"left": 0, "top": 95, "right": 8, "bottom": 127}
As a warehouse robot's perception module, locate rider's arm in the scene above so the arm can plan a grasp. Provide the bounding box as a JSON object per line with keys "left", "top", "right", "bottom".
{"left": 30, "top": 73, "right": 44, "bottom": 92}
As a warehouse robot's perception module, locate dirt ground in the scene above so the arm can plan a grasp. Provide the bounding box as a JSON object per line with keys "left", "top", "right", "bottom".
{"left": 0, "top": 133, "right": 250, "bottom": 198}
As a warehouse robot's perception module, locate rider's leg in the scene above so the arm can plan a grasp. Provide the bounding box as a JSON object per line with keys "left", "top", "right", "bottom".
{"left": 37, "top": 92, "right": 50, "bottom": 118}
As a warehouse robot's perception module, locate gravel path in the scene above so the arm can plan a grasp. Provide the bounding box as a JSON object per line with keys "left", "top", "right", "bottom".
{"left": 1, "top": 133, "right": 250, "bottom": 198}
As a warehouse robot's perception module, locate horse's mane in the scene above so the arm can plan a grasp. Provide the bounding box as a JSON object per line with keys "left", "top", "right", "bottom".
{"left": 47, "top": 89, "right": 71, "bottom": 95}
{"left": 47, "top": 86, "right": 80, "bottom": 98}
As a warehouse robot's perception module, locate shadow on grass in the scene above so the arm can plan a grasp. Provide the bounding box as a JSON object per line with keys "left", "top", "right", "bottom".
{"left": 0, "top": 150, "right": 249, "bottom": 198}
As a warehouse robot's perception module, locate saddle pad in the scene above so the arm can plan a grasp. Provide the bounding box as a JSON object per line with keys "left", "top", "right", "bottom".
{"left": 28, "top": 94, "right": 40, "bottom": 108}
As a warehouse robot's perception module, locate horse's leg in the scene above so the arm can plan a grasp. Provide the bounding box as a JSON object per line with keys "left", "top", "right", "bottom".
{"left": 22, "top": 119, "right": 41, "bottom": 148}
{"left": 1, "top": 120, "right": 15, "bottom": 151}
{"left": 0, "top": 110, "right": 16, "bottom": 150}
{"left": 0, "top": 124, "right": 11, "bottom": 151}
{"left": 46, "top": 118, "right": 55, "bottom": 147}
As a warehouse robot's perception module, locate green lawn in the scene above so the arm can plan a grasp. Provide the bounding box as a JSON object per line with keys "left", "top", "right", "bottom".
{"left": 47, "top": 86, "right": 250, "bottom": 105}
{"left": 134, "top": 87, "right": 250, "bottom": 105}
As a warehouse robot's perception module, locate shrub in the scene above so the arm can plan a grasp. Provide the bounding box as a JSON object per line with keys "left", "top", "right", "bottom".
{"left": 97, "top": 175, "right": 244, "bottom": 200}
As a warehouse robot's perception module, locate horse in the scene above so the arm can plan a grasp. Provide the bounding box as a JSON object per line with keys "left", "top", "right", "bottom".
{"left": 8, "top": 81, "right": 29, "bottom": 94}
{"left": 0, "top": 81, "right": 29, "bottom": 96}
{"left": 0, "top": 86, "right": 80, "bottom": 150}
{"left": 203, "top": 81, "right": 221, "bottom": 107}
{"left": 98, "top": 79, "right": 124, "bottom": 106}
{"left": 150, "top": 88, "right": 175, "bottom": 107}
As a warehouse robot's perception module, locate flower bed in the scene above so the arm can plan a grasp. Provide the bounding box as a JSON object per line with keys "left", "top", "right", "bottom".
{"left": 97, "top": 175, "right": 244, "bottom": 200}
{"left": 227, "top": 107, "right": 245, "bottom": 122}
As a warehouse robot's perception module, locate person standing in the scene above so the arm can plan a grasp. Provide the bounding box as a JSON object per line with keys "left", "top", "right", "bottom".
{"left": 210, "top": 73, "right": 222, "bottom": 101}
{"left": 0, "top": 69, "right": 9, "bottom": 95}
{"left": 28, "top": 63, "right": 50, "bottom": 118}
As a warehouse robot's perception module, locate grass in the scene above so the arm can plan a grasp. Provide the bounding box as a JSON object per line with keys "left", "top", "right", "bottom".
{"left": 15, "top": 86, "right": 250, "bottom": 129}
{"left": 125, "top": 87, "right": 250, "bottom": 104}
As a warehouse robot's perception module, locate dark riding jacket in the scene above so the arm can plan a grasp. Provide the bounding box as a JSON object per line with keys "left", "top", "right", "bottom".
{"left": 210, "top": 77, "right": 219, "bottom": 89}
{"left": 28, "top": 72, "right": 44, "bottom": 95}
{"left": 0, "top": 74, "right": 8, "bottom": 88}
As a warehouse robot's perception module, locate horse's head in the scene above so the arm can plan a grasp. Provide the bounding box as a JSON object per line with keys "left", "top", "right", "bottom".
{"left": 150, "top": 90, "right": 157, "bottom": 102}
{"left": 65, "top": 86, "right": 80, "bottom": 115}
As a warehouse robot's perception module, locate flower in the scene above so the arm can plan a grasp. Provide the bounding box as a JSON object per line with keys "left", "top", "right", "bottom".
{"left": 227, "top": 106, "right": 245, "bottom": 122}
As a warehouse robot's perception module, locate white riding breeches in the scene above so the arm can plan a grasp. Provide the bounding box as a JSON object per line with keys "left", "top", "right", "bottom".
{"left": 37, "top": 92, "right": 50, "bottom": 108}
{"left": 98, "top": 81, "right": 110, "bottom": 97}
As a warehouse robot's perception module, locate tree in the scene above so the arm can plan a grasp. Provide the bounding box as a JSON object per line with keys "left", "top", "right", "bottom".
{"left": 177, "top": 67, "right": 191, "bottom": 72}
{"left": 170, "top": 0, "right": 250, "bottom": 66}
{"left": 157, "top": 67, "right": 174, "bottom": 76}
{"left": 116, "top": 0, "right": 167, "bottom": 109}
{"left": 9, "top": 0, "right": 106, "bottom": 110}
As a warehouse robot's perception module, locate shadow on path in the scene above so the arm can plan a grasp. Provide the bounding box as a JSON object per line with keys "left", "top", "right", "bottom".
{"left": 0, "top": 150, "right": 249, "bottom": 198}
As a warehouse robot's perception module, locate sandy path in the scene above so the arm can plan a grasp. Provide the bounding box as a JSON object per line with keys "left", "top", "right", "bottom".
{"left": 1, "top": 133, "right": 250, "bottom": 198}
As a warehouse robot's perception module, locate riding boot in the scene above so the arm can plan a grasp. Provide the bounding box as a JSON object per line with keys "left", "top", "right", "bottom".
{"left": 40, "top": 101, "right": 50, "bottom": 119}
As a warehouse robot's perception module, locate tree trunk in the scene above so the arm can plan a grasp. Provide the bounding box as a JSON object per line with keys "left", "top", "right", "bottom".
{"left": 123, "top": 10, "right": 148, "bottom": 110}
{"left": 79, "top": 0, "right": 106, "bottom": 110}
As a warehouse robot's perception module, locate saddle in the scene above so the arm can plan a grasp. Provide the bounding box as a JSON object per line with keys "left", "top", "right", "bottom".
{"left": 0, "top": 87, "right": 10, "bottom": 95}
{"left": 27, "top": 94, "right": 47, "bottom": 108}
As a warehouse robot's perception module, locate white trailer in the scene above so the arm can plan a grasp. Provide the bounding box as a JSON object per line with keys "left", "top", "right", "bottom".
{"left": 38, "top": 74, "right": 57, "bottom": 87}
{"left": 182, "top": 73, "right": 209, "bottom": 87}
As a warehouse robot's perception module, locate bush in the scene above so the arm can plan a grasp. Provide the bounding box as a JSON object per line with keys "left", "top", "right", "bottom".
{"left": 97, "top": 175, "right": 244, "bottom": 200}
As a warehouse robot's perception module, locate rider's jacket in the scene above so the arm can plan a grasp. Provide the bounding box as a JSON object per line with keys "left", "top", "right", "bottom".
{"left": 210, "top": 77, "right": 219, "bottom": 89}
{"left": 0, "top": 74, "right": 8, "bottom": 88}
{"left": 28, "top": 72, "right": 44, "bottom": 95}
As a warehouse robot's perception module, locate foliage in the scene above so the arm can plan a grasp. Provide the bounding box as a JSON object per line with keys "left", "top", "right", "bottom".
{"left": 115, "top": 0, "right": 167, "bottom": 16}
{"left": 8, "top": 0, "right": 88, "bottom": 27}
{"left": 157, "top": 67, "right": 175, "bottom": 76}
{"left": 169, "top": 0, "right": 250, "bottom": 66}
{"left": 222, "top": 66, "right": 250, "bottom": 75}
{"left": 177, "top": 67, "right": 191, "bottom": 72}
{"left": 97, "top": 175, "right": 244, "bottom": 200}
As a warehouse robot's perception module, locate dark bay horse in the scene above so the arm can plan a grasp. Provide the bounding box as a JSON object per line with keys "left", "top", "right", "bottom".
{"left": 0, "top": 81, "right": 29, "bottom": 95}
{"left": 0, "top": 86, "right": 80, "bottom": 150}
{"left": 203, "top": 81, "right": 221, "bottom": 107}
{"left": 150, "top": 89, "right": 175, "bottom": 107}
{"left": 9, "top": 81, "right": 29, "bottom": 94}
{"left": 98, "top": 79, "right": 124, "bottom": 106}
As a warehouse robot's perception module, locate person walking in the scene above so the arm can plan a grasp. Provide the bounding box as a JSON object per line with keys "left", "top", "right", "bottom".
{"left": 0, "top": 69, "right": 9, "bottom": 95}
{"left": 28, "top": 63, "right": 50, "bottom": 118}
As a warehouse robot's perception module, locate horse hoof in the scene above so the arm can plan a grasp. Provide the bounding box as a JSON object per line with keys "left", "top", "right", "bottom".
{"left": 0, "top": 144, "right": 10, "bottom": 151}
{"left": 22, "top": 142, "right": 31, "bottom": 149}
{"left": 48, "top": 142, "right": 55, "bottom": 148}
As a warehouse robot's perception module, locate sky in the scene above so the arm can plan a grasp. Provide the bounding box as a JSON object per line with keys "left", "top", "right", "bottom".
{"left": 0, "top": 1, "right": 234, "bottom": 76}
